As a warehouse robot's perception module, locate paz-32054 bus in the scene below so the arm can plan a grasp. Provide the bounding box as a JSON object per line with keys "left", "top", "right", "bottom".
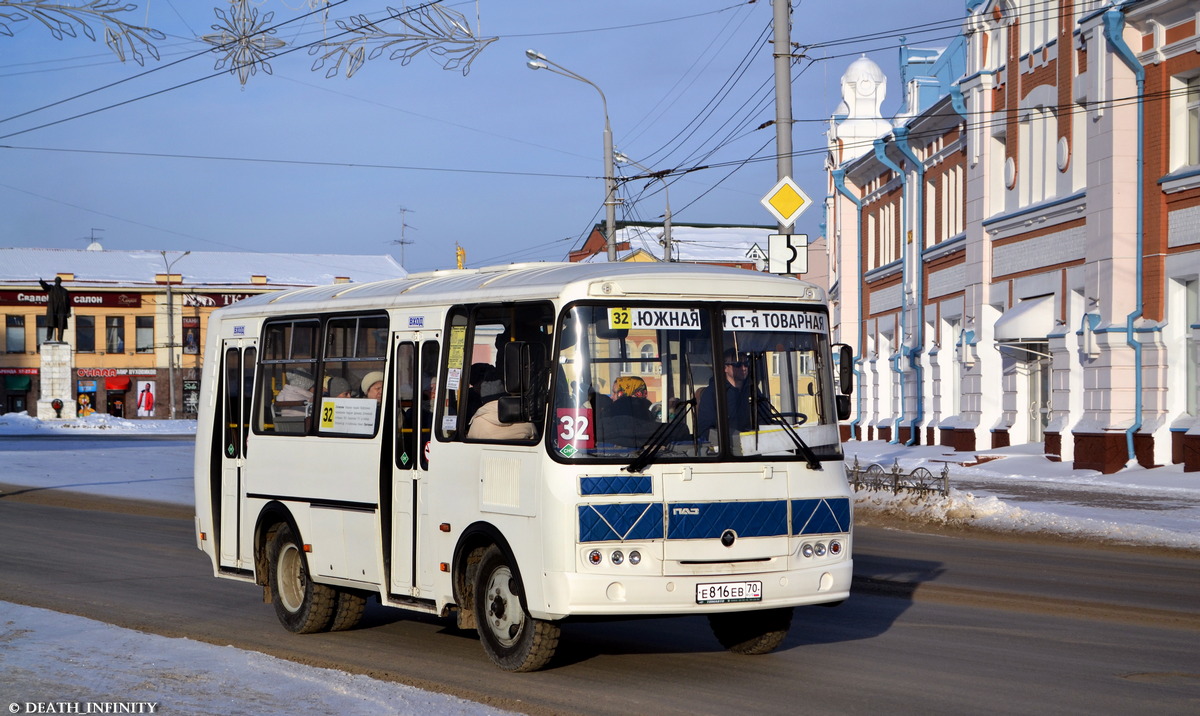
{"left": 193, "top": 262, "right": 854, "bottom": 671}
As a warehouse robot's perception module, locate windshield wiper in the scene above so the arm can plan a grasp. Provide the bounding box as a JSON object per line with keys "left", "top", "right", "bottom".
{"left": 626, "top": 399, "right": 694, "bottom": 474}
{"left": 755, "top": 400, "right": 822, "bottom": 471}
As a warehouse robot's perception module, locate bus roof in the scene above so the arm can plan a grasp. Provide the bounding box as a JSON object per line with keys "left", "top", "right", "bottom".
{"left": 216, "top": 261, "right": 825, "bottom": 316}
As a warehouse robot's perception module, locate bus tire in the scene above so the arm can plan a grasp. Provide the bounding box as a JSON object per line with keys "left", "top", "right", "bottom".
{"left": 473, "top": 545, "right": 559, "bottom": 672}
{"left": 267, "top": 523, "right": 336, "bottom": 634}
{"left": 329, "top": 590, "right": 367, "bottom": 632}
{"left": 707, "top": 607, "right": 793, "bottom": 655}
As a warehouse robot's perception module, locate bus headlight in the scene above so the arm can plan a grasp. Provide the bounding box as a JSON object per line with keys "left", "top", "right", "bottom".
{"left": 814, "top": 542, "right": 827, "bottom": 557}
{"left": 628, "top": 550, "right": 641, "bottom": 565}
{"left": 801, "top": 543, "right": 814, "bottom": 558}
{"left": 611, "top": 550, "right": 624, "bottom": 565}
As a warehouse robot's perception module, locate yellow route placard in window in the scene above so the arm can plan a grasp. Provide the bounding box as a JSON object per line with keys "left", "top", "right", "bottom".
{"left": 318, "top": 397, "right": 378, "bottom": 435}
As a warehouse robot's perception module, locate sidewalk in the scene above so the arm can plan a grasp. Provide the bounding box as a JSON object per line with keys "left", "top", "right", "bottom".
{"left": 844, "top": 440, "right": 1200, "bottom": 551}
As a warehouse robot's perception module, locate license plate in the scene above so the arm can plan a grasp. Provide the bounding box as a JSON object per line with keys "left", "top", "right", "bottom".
{"left": 696, "top": 580, "right": 762, "bottom": 604}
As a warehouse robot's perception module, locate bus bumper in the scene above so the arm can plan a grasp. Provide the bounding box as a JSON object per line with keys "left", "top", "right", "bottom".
{"left": 535, "top": 559, "right": 852, "bottom": 619}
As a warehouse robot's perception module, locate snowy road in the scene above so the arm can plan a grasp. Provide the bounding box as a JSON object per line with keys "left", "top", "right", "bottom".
{"left": 1, "top": 416, "right": 1198, "bottom": 714}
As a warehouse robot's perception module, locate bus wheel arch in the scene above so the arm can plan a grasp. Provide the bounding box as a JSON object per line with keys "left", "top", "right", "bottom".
{"left": 254, "top": 501, "right": 296, "bottom": 590}
{"left": 451, "top": 522, "right": 513, "bottom": 631}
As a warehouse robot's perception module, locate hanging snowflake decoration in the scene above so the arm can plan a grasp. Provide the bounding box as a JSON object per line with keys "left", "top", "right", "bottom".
{"left": 309, "top": 3, "right": 497, "bottom": 79}
{"left": 0, "top": 0, "right": 164, "bottom": 65}
{"left": 200, "top": 0, "right": 287, "bottom": 86}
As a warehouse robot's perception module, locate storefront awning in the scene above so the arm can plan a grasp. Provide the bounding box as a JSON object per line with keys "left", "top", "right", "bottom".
{"left": 105, "top": 376, "right": 132, "bottom": 391}
{"left": 994, "top": 295, "right": 1055, "bottom": 343}
{"left": 4, "top": 375, "right": 31, "bottom": 391}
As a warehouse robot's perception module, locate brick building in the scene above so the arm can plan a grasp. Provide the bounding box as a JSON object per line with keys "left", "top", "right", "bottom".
{"left": 824, "top": 0, "right": 1200, "bottom": 473}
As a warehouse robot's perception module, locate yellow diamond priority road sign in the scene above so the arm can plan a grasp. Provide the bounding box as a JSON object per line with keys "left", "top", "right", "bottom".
{"left": 760, "top": 176, "right": 812, "bottom": 227}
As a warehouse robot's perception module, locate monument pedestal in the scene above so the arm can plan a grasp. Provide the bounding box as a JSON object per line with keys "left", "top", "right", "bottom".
{"left": 36, "top": 341, "right": 76, "bottom": 420}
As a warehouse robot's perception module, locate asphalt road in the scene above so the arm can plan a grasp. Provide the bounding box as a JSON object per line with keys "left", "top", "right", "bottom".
{"left": 0, "top": 489, "right": 1197, "bottom": 715}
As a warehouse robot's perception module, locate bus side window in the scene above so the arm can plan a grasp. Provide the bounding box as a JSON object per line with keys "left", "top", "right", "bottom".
{"left": 256, "top": 320, "right": 319, "bottom": 435}
{"left": 395, "top": 341, "right": 416, "bottom": 469}
{"left": 419, "top": 340, "right": 438, "bottom": 469}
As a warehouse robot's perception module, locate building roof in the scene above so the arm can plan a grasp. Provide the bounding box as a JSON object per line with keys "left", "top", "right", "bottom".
{"left": 572, "top": 222, "right": 777, "bottom": 267}
{"left": 0, "top": 247, "right": 407, "bottom": 289}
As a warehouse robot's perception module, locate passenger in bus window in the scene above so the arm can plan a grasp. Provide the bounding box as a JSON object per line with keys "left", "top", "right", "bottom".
{"left": 361, "top": 371, "right": 385, "bottom": 401}
{"left": 467, "top": 367, "right": 535, "bottom": 440}
{"left": 597, "top": 375, "right": 665, "bottom": 447}
{"left": 276, "top": 370, "right": 314, "bottom": 406}
{"left": 324, "top": 376, "right": 351, "bottom": 398}
{"left": 696, "top": 349, "right": 754, "bottom": 438}
{"left": 464, "top": 362, "right": 491, "bottom": 422}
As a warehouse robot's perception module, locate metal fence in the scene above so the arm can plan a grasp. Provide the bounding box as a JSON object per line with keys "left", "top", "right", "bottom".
{"left": 844, "top": 456, "right": 951, "bottom": 497}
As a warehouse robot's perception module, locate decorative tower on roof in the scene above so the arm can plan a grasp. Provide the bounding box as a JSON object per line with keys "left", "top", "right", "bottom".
{"left": 829, "top": 55, "right": 893, "bottom": 163}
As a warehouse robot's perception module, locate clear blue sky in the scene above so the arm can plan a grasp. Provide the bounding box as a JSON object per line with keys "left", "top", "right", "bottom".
{"left": 0, "top": 0, "right": 965, "bottom": 273}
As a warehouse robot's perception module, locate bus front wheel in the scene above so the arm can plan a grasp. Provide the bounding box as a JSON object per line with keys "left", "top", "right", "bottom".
{"left": 708, "top": 607, "right": 793, "bottom": 655}
{"left": 267, "top": 523, "right": 336, "bottom": 634}
{"left": 473, "top": 545, "right": 560, "bottom": 672}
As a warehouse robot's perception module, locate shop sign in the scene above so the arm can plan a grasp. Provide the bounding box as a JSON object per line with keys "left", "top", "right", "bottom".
{"left": 181, "top": 293, "right": 254, "bottom": 307}
{"left": 0, "top": 291, "right": 142, "bottom": 308}
{"left": 0, "top": 367, "right": 38, "bottom": 375}
{"left": 76, "top": 368, "right": 158, "bottom": 377}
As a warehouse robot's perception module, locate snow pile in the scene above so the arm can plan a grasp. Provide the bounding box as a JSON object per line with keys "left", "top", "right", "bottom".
{"left": 846, "top": 441, "right": 1200, "bottom": 550}
{"left": 0, "top": 411, "right": 195, "bottom": 435}
{"left": 0, "top": 602, "right": 508, "bottom": 716}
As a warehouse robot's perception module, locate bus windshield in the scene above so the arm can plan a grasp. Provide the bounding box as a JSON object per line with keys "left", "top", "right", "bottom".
{"left": 551, "top": 303, "right": 843, "bottom": 464}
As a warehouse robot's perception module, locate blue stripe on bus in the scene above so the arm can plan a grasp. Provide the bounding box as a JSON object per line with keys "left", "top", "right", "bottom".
{"left": 579, "top": 475, "right": 653, "bottom": 496}
{"left": 791, "top": 498, "right": 851, "bottom": 535}
{"left": 666, "top": 500, "right": 788, "bottom": 540}
{"left": 578, "top": 503, "right": 664, "bottom": 542}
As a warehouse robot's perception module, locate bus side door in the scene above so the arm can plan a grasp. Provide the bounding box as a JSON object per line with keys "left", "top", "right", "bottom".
{"left": 219, "top": 339, "right": 256, "bottom": 569}
{"left": 390, "top": 335, "right": 438, "bottom": 596}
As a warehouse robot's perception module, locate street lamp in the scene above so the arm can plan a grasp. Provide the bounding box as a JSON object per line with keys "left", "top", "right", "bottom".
{"left": 160, "top": 250, "right": 190, "bottom": 420}
{"left": 615, "top": 152, "right": 673, "bottom": 262}
{"left": 525, "top": 49, "right": 617, "bottom": 262}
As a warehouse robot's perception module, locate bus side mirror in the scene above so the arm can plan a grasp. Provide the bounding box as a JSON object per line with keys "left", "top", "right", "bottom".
{"left": 836, "top": 394, "right": 852, "bottom": 422}
{"left": 502, "top": 341, "right": 547, "bottom": 394}
{"left": 837, "top": 344, "right": 854, "bottom": 395}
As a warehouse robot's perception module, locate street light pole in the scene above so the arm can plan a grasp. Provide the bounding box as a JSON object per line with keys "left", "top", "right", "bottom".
{"left": 526, "top": 49, "right": 618, "bottom": 262}
{"left": 160, "top": 250, "right": 190, "bottom": 420}
{"left": 615, "top": 152, "right": 673, "bottom": 262}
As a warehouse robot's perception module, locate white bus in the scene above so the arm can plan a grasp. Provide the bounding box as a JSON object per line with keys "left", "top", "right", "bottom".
{"left": 193, "top": 262, "right": 854, "bottom": 671}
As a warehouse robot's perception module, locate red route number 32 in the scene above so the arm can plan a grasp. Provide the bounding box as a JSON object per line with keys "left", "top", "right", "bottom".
{"left": 556, "top": 408, "right": 594, "bottom": 451}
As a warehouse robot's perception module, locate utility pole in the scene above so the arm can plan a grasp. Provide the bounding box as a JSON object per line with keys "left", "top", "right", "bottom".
{"left": 393, "top": 207, "right": 415, "bottom": 268}
{"left": 773, "top": 0, "right": 794, "bottom": 233}
{"left": 161, "top": 251, "right": 189, "bottom": 420}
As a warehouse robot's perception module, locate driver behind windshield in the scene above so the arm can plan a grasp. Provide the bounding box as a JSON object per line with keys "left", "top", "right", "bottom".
{"left": 697, "top": 349, "right": 759, "bottom": 438}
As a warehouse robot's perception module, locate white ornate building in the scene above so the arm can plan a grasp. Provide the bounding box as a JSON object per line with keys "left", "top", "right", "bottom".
{"left": 824, "top": 0, "right": 1200, "bottom": 473}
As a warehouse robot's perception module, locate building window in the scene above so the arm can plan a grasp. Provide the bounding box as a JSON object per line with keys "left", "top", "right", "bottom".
{"left": 1188, "top": 76, "right": 1200, "bottom": 167}
{"left": 76, "top": 315, "right": 95, "bottom": 353}
{"left": 1168, "top": 75, "right": 1200, "bottom": 171}
{"left": 106, "top": 316, "right": 125, "bottom": 354}
{"left": 1019, "top": 0, "right": 1053, "bottom": 55}
{"left": 136, "top": 316, "right": 154, "bottom": 353}
{"left": 5, "top": 315, "right": 24, "bottom": 353}
{"left": 640, "top": 343, "right": 655, "bottom": 374}
{"left": 1020, "top": 107, "right": 1057, "bottom": 206}
{"left": 35, "top": 316, "right": 47, "bottom": 349}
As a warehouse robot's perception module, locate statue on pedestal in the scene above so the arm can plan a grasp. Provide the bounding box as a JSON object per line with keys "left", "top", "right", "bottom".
{"left": 38, "top": 276, "right": 71, "bottom": 342}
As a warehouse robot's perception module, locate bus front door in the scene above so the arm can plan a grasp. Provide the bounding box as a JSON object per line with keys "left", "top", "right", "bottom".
{"left": 390, "top": 337, "right": 438, "bottom": 597}
{"left": 219, "top": 340, "right": 256, "bottom": 569}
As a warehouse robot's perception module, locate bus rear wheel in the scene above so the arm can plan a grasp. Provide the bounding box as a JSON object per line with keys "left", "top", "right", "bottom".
{"left": 708, "top": 607, "right": 793, "bottom": 655}
{"left": 473, "top": 545, "right": 560, "bottom": 672}
{"left": 267, "top": 523, "right": 336, "bottom": 634}
{"left": 329, "top": 590, "right": 367, "bottom": 632}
